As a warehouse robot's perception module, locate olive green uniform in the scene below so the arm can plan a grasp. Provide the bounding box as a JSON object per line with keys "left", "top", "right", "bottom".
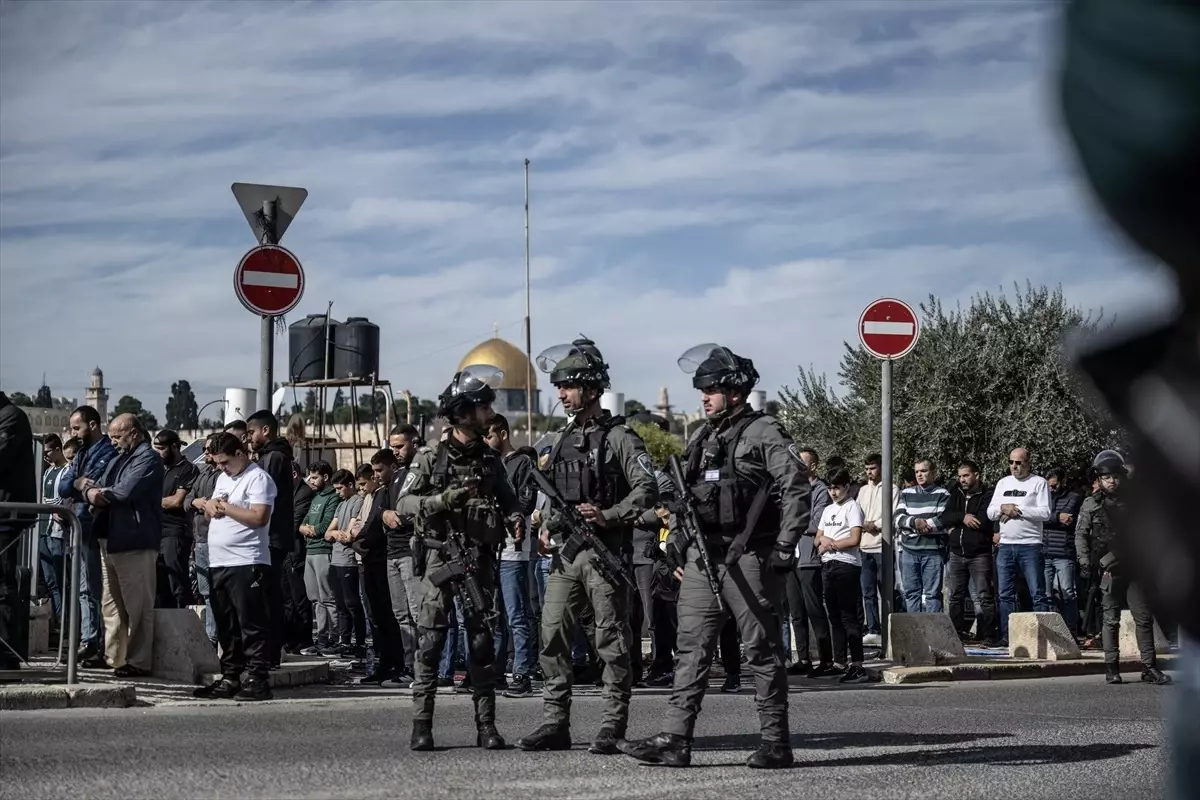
{"left": 664, "top": 409, "right": 810, "bottom": 743}
{"left": 397, "top": 439, "right": 522, "bottom": 726}
{"left": 540, "top": 412, "right": 658, "bottom": 733}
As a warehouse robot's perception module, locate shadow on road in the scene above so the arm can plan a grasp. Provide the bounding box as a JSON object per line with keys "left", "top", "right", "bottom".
{"left": 695, "top": 731, "right": 1012, "bottom": 751}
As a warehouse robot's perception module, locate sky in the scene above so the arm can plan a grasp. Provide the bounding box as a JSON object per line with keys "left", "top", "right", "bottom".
{"left": 0, "top": 0, "right": 1180, "bottom": 424}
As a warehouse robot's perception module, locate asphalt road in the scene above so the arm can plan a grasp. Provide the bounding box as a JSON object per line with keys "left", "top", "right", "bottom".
{"left": 0, "top": 675, "right": 1171, "bottom": 800}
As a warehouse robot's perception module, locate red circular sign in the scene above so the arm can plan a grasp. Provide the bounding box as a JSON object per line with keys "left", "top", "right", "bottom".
{"left": 858, "top": 297, "right": 920, "bottom": 359}
{"left": 234, "top": 245, "right": 305, "bottom": 316}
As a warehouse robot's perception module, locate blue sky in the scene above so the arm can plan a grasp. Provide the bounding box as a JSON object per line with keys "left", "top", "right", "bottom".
{"left": 0, "top": 0, "right": 1178, "bottom": 423}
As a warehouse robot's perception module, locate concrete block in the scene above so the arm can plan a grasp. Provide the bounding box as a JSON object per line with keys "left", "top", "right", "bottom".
{"left": 27, "top": 612, "right": 51, "bottom": 656}
{"left": 0, "top": 683, "right": 137, "bottom": 711}
{"left": 1007, "top": 612, "right": 1081, "bottom": 660}
{"left": 1119, "top": 611, "right": 1171, "bottom": 658}
{"left": 151, "top": 609, "right": 220, "bottom": 684}
{"left": 885, "top": 613, "right": 967, "bottom": 667}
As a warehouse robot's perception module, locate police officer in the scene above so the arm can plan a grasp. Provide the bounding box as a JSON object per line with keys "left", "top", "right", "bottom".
{"left": 397, "top": 364, "right": 526, "bottom": 751}
{"left": 1075, "top": 450, "right": 1171, "bottom": 686}
{"left": 621, "top": 344, "right": 810, "bottom": 769}
{"left": 517, "top": 336, "right": 658, "bottom": 755}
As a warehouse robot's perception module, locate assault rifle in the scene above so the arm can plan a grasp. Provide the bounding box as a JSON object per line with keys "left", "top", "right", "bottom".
{"left": 530, "top": 468, "right": 632, "bottom": 590}
{"left": 667, "top": 455, "right": 726, "bottom": 614}
{"left": 424, "top": 524, "right": 493, "bottom": 621}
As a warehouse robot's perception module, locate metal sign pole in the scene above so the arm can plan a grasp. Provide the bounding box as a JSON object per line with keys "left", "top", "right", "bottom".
{"left": 880, "top": 357, "right": 894, "bottom": 655}
{"left": 258, "top": 199, "right": 277, "bottom": 411}
{"left": 524, "top": 158, "right": 534, "bottom": 447}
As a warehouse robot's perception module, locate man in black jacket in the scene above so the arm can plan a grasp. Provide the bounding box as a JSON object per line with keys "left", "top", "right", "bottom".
{"left": 0, "top": 393, "right": 35, "bottom": 670}
{"left": 354, "top": 448, "right": 406, "bottom": 683}
{"left": 1043, "top": 467, "right": 1083, "bottom": 636}
{"left": 246, "top": 411, "right": 295, "bottom": 668}
{"left": 284, "top": 460, "right": 315, "bottom": 654}
{"left": 940, "top": 460, "right": 998, "bottom": 645}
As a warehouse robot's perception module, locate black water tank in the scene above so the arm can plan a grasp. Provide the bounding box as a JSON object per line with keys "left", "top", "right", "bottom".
{"left": 288, "top": 314, "right": 339, "bottom": 381}
{"left": 334, "top": 317, "right": 381, "bottom": 379}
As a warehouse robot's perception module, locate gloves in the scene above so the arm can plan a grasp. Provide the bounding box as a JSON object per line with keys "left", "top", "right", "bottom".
{"left": 542, "top": 507, "right": 567, "bottom": 535}
{"left": 423, "top": 485, "right": 473, "bottom": 516}
{"left": 769, "top": 542, "right": 795, "bottom": 572}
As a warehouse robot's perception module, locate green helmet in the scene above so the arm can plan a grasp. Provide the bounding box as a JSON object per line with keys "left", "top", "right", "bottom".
{"left": 437, "top": 364, "right": 503, "bottom": 419}
{"left": 536, "top": 336, "right": 610, "bottom": 389}
{"left": 678, "top": 343, "right": 759, "bottom": 392}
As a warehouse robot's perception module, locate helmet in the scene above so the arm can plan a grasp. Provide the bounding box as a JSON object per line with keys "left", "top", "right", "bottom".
{"left": 437, "top": 364, "right": 503, "bottom": 419}
{"left": 678, "top": 343, "right": 759, "bottom": 392}
{"left": 536, "top": 336, "right": 610, "bottom": 389}
{"left": 1093, "top": 449, "right": 1127, "bottom": 477}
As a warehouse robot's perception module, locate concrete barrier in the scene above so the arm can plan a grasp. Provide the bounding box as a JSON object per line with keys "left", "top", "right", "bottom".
{"left": 1008, "top": 612, "right": 1081, "bottom": 660}
{"left": 1119, "top": 610, "right": 1171, "bottom": 659}
{"left": 27, "top": 604, "right": 52, "bottom": 656}
{"left": 151, "top": 609, "right": 220, "bottom": 684}
{"left": 886, "top": 613, "right": 966, "bottom": 667}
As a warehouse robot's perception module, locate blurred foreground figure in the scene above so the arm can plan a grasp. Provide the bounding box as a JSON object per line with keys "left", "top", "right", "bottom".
{"left": 1059, "top": 2, "right": 1200, "bottom": 797}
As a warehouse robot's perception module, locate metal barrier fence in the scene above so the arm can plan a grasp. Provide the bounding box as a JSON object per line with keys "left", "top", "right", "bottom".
{"left": 0, "top": 502, "right": 82, "bottom": 684}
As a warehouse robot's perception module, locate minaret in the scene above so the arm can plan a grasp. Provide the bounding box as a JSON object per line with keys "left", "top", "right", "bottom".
{"left": 657, "top": 386, "right": 673, "bottom": 418}
{"left": 85, "top": 367, "right": 109, "bottom": 429}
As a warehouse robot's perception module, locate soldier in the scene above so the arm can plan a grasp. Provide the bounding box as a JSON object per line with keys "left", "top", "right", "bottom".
{"left": 1075, "top": 450, "right": 1171, "bottom": 686}
{"left": 397, "top": 364, "right": 526, "bottom": 751}
{"left": 621, "top": 344, "right": 810, "bottom": 769}
{"left": 517, "top": 336, "right": 659, "bottom": 755}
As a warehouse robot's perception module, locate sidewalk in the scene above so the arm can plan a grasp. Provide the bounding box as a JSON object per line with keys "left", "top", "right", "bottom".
{"left": 865, "top": 644, "right": 1181, "bottom": 684}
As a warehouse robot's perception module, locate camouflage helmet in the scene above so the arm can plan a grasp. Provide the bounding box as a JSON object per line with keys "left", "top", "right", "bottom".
{"left": 437, "top": 364, "right": 503, "bottom": 419}
{"left": 536, "top": 336, "right": 610, "bottom": 389}
{"left": 678, "top": 343, "right": 759, "bottom": 392}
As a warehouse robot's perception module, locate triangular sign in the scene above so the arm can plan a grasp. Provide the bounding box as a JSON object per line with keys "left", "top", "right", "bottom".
{"left": 231, "top": 182, "right": 308, "bottom": 243}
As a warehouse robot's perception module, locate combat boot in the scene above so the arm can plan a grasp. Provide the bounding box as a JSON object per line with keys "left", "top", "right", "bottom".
{"left": 1141, "top": 666, "right": 1172, "bottom": 685}
{"left": 1105, "top": 665, "right": 1123, "bottom": 684}
{"left": 410, "top": 720, "right": 435, "bottom": 751}
{"left": 618, "top": 733, "right": 691, "bottom": 767}
{"left": 517, "top": 722, "right": 572, "bottom": 751}
{"left": 588, "top": 726, "right": 625, "bottom": 755}
{"left": 476, "top": 723, "right": 506, "bottom": 750}
{"left": 746, "top": 742, "right": 794, "bottom": 769}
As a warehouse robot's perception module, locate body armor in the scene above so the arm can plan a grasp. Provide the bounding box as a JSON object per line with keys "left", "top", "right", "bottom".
{"left": 1088, "top": 491, "right": 1123, "bottom": 569}
{"left": 547, "top": 416, "right": 625, "bottom": 509}
{"left": 683, "top": 411, "right": 778, "bottom": 543}
{"left": 427, "top": 440, "right": 506, "bottom": 546}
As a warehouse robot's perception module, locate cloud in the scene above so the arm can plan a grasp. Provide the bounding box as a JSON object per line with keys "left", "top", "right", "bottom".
{"left": 0, "top": 0, "right": 1178, "bottom": 426}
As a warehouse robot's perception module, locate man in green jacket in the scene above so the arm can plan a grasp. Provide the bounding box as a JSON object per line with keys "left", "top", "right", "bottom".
{"left": 300, "top": 461, "right": 338, "bottom": 655}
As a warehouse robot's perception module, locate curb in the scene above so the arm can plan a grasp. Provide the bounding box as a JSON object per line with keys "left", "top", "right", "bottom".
{"left": 869, "top": 653, "right": 1178, "bottom": 684}
{"left": 0, "top": 683, "right": 138, "bottom": 712}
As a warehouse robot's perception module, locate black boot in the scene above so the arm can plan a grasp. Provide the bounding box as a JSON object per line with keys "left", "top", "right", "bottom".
{"left": 410, "top": 720, "right": 435, "bottom": 751}
{"left": 618, "top": 733, "right": 692, "bottom": 767}
{"left": 477, "top": 723, "right": 506, "bottom": 750}
{"left": 1141, "top": 666, "right": 1172, "bottom": 685}
{"left": 588, "top": 726, "right": 625, "bottom": 755}
{"left": 517, "top": 722, "right": 572, "bottom": 751}
{"left": 747, "top": 742, "right": 794, "bottom": 769}
{"left": 1105, "top": 665, "right": 1123, "bottom": 684}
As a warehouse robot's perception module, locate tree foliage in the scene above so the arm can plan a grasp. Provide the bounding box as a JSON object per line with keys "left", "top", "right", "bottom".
{"left": 111, "top": 395, "right": 159, "bottom": 430}
{"left": 165, "top": 380, "right": 200, "bottom": 430}
{"left": 7, "top": 391, "right": 34, "bottom": 407}
{"left": 624, "top": 399, "right": 647, "bottom": 416}
{"left": 34, "top": 384, "right": 53, "bottom": 408}
{"left": 631, "top": 421, "right": 683, "bottom": 468}
{"left": 778, "top": 284, "right": 1124, "bottom": 483}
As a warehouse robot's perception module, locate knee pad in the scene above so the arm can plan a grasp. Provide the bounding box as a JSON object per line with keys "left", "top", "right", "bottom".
{"left": 417, "top": 628, "right": 446, "bottom": 667}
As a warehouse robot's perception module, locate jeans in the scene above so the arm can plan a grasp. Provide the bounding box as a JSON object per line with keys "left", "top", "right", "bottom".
{"left": 996, "top": 543, "right": 1048, "bottom": 639}
{"left": 78, "top": 527, "right": 104, "bottom": 650}
{"left": 494, "top": 559, "right": 537, "bottom": 677}
{"left": 1044, "top": 557, "right": 1079, "bottom": 634}
{"left": 901, "top": 549, "right": 945, "bottom": 613}
{"left": 946, "top": 551, "right": 995, "bottom": 639}
{"left": 38, "top": 535, "right": 65, "bottom": 619}
{"left": 193, "top": 542, "right": 217, "bottom": 644}
{"left": 860, "top": 550, "right": 882, "bottom": 634}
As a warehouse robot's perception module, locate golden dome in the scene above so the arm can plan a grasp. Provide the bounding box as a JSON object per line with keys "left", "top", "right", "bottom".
{"left": 457, "top": 337, "right": 537, "bottom": 391}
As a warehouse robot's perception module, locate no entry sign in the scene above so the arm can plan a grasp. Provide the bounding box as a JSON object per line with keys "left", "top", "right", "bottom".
{"left": 859, "top": 297, "right": 920, "bottom": 360}
{"left": 234, "top": 244, "right": 305, "bottom": 317}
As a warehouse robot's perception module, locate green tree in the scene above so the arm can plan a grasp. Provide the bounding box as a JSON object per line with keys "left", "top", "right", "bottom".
{"left": 624, "top": 399, "right": 647, "bottom": 416}
{"left": 778, "top": 284, "right": 1124, "bottom": 482}
{"left": 358, "top": 391, "right": 388, "bottom": 420}
{"left": 394, "top": 396, "right": 440, "bottom": 425}
{"left": 198, "top": 418, "right": 222, "bottom": 431}
{"left": 302, "top": 390, "right": 318, "bottom": 423}
{"left": 764, "top": 400, "right": 781, "bottom": 417}
{"left": 111, "top": 395, "right": 159, "bottom": 430}
{"left": 7, "top": 391, "right": 33, "bottom": 407}
{"left": 34, "top": 384, "right": 53, "bottom": 408}
{"left": 165, "top": 380, "right": 200, "bottom": 430}
{"left": 631, "top": 421, "right": 683, "bottom": 468}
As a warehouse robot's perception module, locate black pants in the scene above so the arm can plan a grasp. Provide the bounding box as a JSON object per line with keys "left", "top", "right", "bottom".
{"left": 265, "top": 545, "right": 287, "bottom": 665}
{"left": 823, "top": 561, "right": 864, "bottom": 665}
{"left": 0, "top": 532, "right": 21, "bottom": 669}
{"left": 157, "top": 535, "right": 192, "bottom": 609}
{"left": 719, "top": 615, "right": 741, "bottom": 675}
{"left": 1102, "top": 573, "right": 1159, "bottom": 667}
{"left": 947, "top": 551, "right": 996, "bottom": 639}
{"left": 280, "top": 548, "right": 311, "bottom": 650}
{"left": 361, "top": 558, "right": 403, "bottom": 671}
{"left": 330, "top": 564, "right": 366, "bottom": 647}
{"left": 785, "top": 567, "right": 832, "bottom": 664}
{"left": 210, "top": 564, "right": 271, "bottom": 681}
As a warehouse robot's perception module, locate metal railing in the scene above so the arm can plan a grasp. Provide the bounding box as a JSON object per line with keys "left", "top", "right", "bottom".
{"left": 0, "top": 502, "right": 82, "bottom": 684}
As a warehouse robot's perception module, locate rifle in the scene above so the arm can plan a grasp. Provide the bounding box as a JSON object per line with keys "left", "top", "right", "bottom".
{"left": 529, "top": 467, "right": 632, "bottom": 590}
{"left": 666, "top": 455, "right": 726, "bottom": 614}
{"left": 424, "top": 525, "right": 493, "bottom": 621}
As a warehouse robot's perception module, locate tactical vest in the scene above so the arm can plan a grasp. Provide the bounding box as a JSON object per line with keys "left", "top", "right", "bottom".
{"left": 547, "top": 415, "right": 626, "bottom": 508}
{"left": 428, "top": 441, "right": 506, "bottom": 545}
{"left": 684, "top": 411, "right": 779, "bottom": 540}
{"left": 1089, "top": 491, "right": 1121, "bottom": 562}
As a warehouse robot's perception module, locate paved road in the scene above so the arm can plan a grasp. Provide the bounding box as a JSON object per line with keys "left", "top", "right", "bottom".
{"left": 0, "top": 675, "right": 1170, "bottom": 800}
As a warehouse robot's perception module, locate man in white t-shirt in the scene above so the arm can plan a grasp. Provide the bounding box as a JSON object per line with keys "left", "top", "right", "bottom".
{"left": 191, "top": 432, "right": 277, "bottom": 702}
{"left": 987, "top": 447, "right": 1052, "bottom": 643}
{"left": 815, "top": 468, "right": 869, "bottom": 684}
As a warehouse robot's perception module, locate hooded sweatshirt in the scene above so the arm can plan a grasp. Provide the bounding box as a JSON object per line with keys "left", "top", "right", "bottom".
{"left": 255, "top": 438, "right": 296, "bottom": 552}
